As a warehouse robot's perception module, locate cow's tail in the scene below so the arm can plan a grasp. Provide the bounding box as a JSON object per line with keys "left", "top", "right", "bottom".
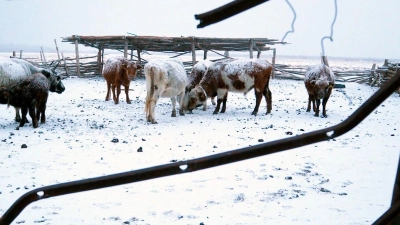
{"left": 145, "top": 67, "right": 155, "bottom": 118}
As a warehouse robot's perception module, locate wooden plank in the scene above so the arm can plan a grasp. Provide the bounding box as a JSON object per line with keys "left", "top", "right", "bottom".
{"left": 54, "top": 39, "right": 60, "bottom": 60}
{"left": 249, "top": 40, "right": 253, "bottom": 59}
{"left": 61, "top": 52, "right": 69, "bottom": 77}
{"left": 75, "top": 40, "right": 81, "bottom": 76}
{"left": 124, "top": 37, "right": 128, "bottom": 58}
{"left": 191, "top": 42, "right": 196, "bottom": 66}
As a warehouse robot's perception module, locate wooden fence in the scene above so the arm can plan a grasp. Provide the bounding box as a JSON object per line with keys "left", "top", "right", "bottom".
{"left": 8, "top": 49, "right": 400, "bottom": 94}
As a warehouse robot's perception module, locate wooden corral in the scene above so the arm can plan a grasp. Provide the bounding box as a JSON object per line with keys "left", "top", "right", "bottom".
{"left": 60, "top": 35, "right": 286, "bottom": 77}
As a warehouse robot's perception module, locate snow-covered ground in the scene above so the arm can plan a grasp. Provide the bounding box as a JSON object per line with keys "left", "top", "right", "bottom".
{"left": 0, "top": 55, "right": 399, "bottom": 225}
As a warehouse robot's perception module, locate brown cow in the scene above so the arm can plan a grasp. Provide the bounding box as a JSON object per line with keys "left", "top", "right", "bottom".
{"left": 0, "top": 73, "right": 49, "bottom": 128}
{"left": 186, "top": 58, "right": 273, "bottom": 115}
{"left": 103, "top": 57, "right": 142, "bottom": 104}
{"left": 304, "top": 64, "right": 335, "bottom": 117}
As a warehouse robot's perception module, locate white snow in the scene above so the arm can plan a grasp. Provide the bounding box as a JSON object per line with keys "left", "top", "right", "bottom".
{"left": 0, "top": 56, "right": 399, "bottom": 225}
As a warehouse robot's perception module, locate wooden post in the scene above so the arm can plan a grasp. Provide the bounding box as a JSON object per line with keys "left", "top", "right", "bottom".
{"left": 384, "top": 59, "right": 389, "bottom": 67}
{"left": 130, "top": 49, "right": 133, "bottom": 60}
{"left": 321, "top": 55, "right": 329, "bottom": 67}
{"left": 249, "top": 40, "right": 254, "bottom": 59}
{"left": 257, "top": 51, "right": 261, "bottom": 59}
{"left": 137, "top": 49, "right": 141, "bottom": 64}
{"left": 19, "top": 50, "right": 22, "bottom": 59}
{"left": 97, "top": 47, "right": 102, "bottom": 75}
{"left": 203, "top": 49, "right": 208, "bottom": 60}
{"left": 75, "top": 39, "right": 81, "bottom": 76}
{"left": 101, "top": 48, "right": 104, "bottom": 75}
{"left": 39, "top": 51, "right": 43, "bottom": 62}
{"left": 191, "top": 42, "right": 196, "bottom": 66}
{"left": 54, "top": 39, "right": 60, "bottom": 60}
{"left": 12, "top": 51, "right": 16, "bottom": 58}
{"left": 271, "top": 48, "right": 276, "bottom": 79}
{"left": 124, "top": 37, "right": 128, "bottom": 58}
{"left": 369, "top": 63, "right": 376, "bottom": 86}
{"left": 61, "top": 52, "right": 69, "bottom": 77}
{"left": 224, "top": 50, "right": 229, "bottom": 58}
{"left": 41, "top": 47, "right": 47, "bottom": 62}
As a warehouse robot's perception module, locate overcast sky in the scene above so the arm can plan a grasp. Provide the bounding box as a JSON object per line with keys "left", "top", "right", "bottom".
{"left": 0, "top": 0, "right": 399, "bottom": 60}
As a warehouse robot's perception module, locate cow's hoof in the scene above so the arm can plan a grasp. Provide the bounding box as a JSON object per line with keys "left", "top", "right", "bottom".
{"left": 152, "top": 121, "right": 158, "bottom": 124}
{"left": 213, "top": 111, "right": 218, "bottom": 115}
{"left": 187, "top": 111, "right": 193, "bottom": 114}
{"left": 306, "top": 109, "right": 310, "bottom": 112}
{"left": 314, "top": 114, "right": 319, "bottom": 117}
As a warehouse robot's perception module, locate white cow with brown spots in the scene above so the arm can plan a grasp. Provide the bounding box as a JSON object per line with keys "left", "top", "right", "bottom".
{"left": 144, "top": 59, "right": 187, "bottom": 124}
{"left": 186, "top": 58, "right": 273, "bottom": 115}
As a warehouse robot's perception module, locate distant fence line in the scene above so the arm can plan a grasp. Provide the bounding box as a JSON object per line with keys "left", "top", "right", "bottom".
{"left": 9, "top": 50, "right": 400, "bottom": 95}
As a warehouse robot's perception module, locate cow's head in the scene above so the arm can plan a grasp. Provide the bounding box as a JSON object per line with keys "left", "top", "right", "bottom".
{"left": 123, "top": 60, "right": 142, "bottom": 80}
{"left": 311, "top": 79, "right": 334, "bottom": 99}
{"left": 0, "top": 87, "right": 10, "bottom": 105}
{"left": 40, "top": 69, "right": 65, "bottom": 94}
{"left": 187, "top": 86, "right": 207, "bottom": 111}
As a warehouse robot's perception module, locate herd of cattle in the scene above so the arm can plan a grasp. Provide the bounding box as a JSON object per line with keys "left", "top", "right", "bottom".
{"left": 103, "top": 56, "right": 335, "bottom": 124}
{"left": 0, "top": 56, "right": 335, "bottom": 128}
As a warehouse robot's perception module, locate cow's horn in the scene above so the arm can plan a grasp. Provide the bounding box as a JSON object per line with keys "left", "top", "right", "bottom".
{"left": 52, "top": 61, "right": 60, "bottom": 72}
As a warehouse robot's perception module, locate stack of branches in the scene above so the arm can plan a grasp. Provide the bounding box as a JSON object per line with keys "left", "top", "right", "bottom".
{"left": 274, "top": 64, "right": 372, "bottom": 83}
{"left": 373, "top": 61, "right": 400, "bottom": 93}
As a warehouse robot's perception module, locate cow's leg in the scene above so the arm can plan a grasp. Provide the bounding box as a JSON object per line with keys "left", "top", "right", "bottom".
{"left": 211, "top": 97, "right": 216, "bottom": 105}
{"left": 37, "top": 100, "right": 47, "bottom": 124}
{"left": 306, "top": 94, "right": 312, "bottom": 112}
{"left": 150, "top": 97, "right": 158, "bottom": 124}
{"left": 202, "top": 101, "right": 207, "bottom": 111}
{"left": 14, "top": 107, "right": 29, "bottom": 123}
{"left": 28, "top": 106, "right": 38, "bottom": 128}
{"left": 315, "top": 99, "right": 321, "bottom": 117}
{"left": 213, "top": 98, "right": 222, "bottom": 115}
{"left": 19, "top": 108, "right": 28, "bottom": 127}
{"left": 178, "top": 91, "right": 185, "bottom": 116}
{"left": 322, "top": 96, "right": 330, "bottom": 118}
{"left": 251, "top": 89, "right": 263, "bottom": 116}
{"left": 170, "top": 97, "right": 177, "bottom": 117}
{"left": 220, "top": 93, "right": 228, "bottom": 113}
{"left": 263, "top": 86, "right": 272, "bottom": 114}
{"left": 14, "top": 107, "right": 21, "bottom": 122}
{"left": 124, "top": 85, "right": 131, "bottom": 104}
{"left": 105, "top": 82, "right": 111, "bottom": 101}
{"left": 111, "top": 84, "right": 118, "bottom": 104}
{"left": 115, "top": 85, "right": 122, "bottom": 104}
{"left": 264, "top": 87, "right": 272, "bottom": 114}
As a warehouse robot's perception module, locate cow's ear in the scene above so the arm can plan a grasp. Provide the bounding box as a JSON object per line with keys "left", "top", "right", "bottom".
{"left": 185, "top": 86, "right": 191, "bottom": 93}
{"left": 328, "top": 82, "right": 334, "bottom": 88}
{"left": 41, "top": 69, "right": 51, "bottom": 77}
{"left": 136, "top": 64, "right": 143, "bottom": 70}
{"left": 310, "top": 80, "right": 316, "bottom": 85}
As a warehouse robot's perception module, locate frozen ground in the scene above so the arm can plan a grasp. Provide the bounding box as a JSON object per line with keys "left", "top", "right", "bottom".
{"left": 0, "top": 55, "right": 399, "bottom": 225}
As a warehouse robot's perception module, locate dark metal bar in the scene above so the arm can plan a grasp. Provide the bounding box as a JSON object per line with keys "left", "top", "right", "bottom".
{"left": 393, "top": 157, "right": 400, "bottom": 206}
{"left": 195, "top": 0, "right": 270, "bottom": 28}
{"left": 372, "top": 157, "right": 400, "bottom": 225}
{"left": 1, "top": 71, "right": 400, "bottom": 225}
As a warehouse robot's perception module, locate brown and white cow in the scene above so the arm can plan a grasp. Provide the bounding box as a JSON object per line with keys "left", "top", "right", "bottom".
{"left": 304, "top": 64, "right": 335, "bottom": 117}
{"left": 182, "top": 59, "right": 216, "bottom": 112}
{"left": 103, "top": 57, "right": 142, "bottom": 104}
{"left": 186, "top": 58, "right": 273, "bottom": 115}
{"left": 144, "top": 59, "right": 187, "bottom": 124}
